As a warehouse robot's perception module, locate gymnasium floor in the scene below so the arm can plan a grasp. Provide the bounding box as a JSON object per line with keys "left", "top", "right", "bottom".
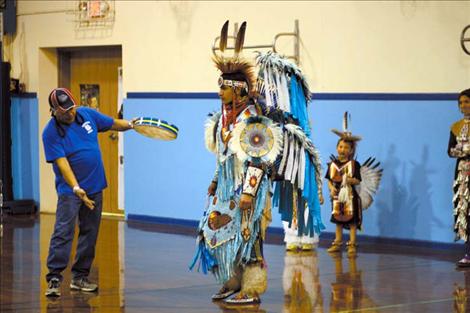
{"left": 0, "top": 214, "right": 467, "bottom": 313}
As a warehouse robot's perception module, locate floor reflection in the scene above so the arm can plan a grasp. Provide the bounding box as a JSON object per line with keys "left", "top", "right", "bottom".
{"left": 45, "top": 291, "right": 96, "bottom": 313}
{"left": 454, "top": 268, "right": 470, "bottom": 313}
{"left": 215, "top": 302, "right": 267, "bottom": 313}
{"left": 38, "top": 214, "right": 125, "bottom": 312}
{"left": 282, "top": 250, "right": 324, "bottom": 313}
{"left": 2, "top": 214, "right": 469, "bottom": 312}
{"left": 329, "top": 253, "right": 377, "bottom": 313}
{"left": 0, "top": 215, "right": 37, "bottom": 312}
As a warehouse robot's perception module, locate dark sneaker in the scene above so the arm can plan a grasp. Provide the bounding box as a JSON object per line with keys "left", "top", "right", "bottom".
{"left": 70, "top": 277, "right": 98, "bottom": 292}
{"left": 45, "top": 278, "right": 61, "bottom": 297}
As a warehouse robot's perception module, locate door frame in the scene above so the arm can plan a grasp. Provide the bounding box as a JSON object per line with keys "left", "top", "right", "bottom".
{"left": 57, "top": 45, "right": 124, "bottom": 218}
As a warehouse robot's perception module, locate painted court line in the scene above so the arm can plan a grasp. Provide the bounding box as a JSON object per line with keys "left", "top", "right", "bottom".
{"left": 339, "top": 297, "right": 454, "bottom": 312}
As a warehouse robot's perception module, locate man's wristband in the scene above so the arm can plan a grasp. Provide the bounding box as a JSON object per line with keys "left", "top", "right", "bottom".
{"left": 73, "top": 185, "right": 81, "bottom": 194}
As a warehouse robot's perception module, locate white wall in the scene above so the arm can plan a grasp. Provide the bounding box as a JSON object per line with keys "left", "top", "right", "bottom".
{"left": 13, "top": 0, "right": 470, "bottom": 94}
{"left": 10, "top": 0, "right": 470, "bottom": 211}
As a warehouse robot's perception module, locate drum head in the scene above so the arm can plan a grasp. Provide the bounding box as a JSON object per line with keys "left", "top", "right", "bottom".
{"left": 133, "top": 117, "right": 178, "bottom": 140}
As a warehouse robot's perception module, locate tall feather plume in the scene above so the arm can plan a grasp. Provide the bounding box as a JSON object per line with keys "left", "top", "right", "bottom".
{"left": 219, "top": 20, "right": 229, "bottom": 53}
{"left": 234, "top": 21, "right": 247, "bottom": 57}
{"left": 343, "top": 111, "right": 348, "bottom": 131}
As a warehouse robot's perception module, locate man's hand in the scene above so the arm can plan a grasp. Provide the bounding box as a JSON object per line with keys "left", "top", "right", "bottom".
{"left": 207, "top": 181, "right": 217, "bottom": 196}
{"left": 74, "top": 188, "right": 95, "bottom": 210}
{"left": 239, "top": 193, "right": 253, "bottom": 211}
{"left": 319, "top": 193, "right": 324, "bottom": 205}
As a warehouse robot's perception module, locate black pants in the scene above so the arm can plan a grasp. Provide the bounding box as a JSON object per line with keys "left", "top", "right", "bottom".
{"left": 46, "top": 192, "right": 102, "bottom": 282}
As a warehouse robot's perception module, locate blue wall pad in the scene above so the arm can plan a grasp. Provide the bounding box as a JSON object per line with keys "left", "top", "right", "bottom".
{"left": 124, "top": 95, "right": 460, "bottom": 244}
{"left": 127, "top": 213, "right": 461, "bottom": 250}
{"left": 127, "top": 214, "right": 286, "bottom": 236}
{"left": 10, "top": 96, "right": 39, "bottom": 203}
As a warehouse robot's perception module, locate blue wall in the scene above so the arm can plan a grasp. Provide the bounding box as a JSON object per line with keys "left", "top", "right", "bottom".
{"left": 124, "top": 98, "right": 219, "bottom": 224}
{"left": 10, "top": 96, "right": 39, "bottom": 204}
{"left": 13, "top": 93, "right": 458, "bottom": 243}
{"left": 312, "top": 99, "right": 457, "bottom": 243}
{"left": 124, "top": 94, "right": 460, "bottom": 244}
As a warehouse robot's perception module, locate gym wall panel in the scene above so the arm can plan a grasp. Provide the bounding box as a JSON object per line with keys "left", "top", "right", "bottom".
{"left": 312, "top": 98, "right": 459, "bottom": 243}
{"left": 10, "top": 96, "right": 39, "bottom": 204}
{"left": 123, "top": 94, "right": 460, "bottom": 244}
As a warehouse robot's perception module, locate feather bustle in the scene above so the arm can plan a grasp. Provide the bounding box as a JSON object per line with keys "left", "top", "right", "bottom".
{"left": 357, "top": 157, "right": 383, "bottom": 210}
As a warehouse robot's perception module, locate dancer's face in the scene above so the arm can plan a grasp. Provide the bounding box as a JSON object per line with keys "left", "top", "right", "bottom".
{"left": 337, "top": 140, "right": 353, "bottom": 161}
{"left": 218, "top": 86, "right": 234, "bottom": 106}
{"left": 459, "top": 95, "right": 470, "bottom": 117}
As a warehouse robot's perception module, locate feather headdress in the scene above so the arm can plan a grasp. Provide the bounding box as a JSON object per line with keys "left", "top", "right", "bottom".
{"left": 212, "top": 21, "right": 257, "bottom": 94}
{"left": 331, "top": 112, "right": 362, "bottom": 142}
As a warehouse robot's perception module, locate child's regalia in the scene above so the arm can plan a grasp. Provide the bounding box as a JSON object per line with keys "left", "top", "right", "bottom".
{"left": 326, "top": 113, "right": 382, "bottom": 231}
{"left": 255, "top": 52, "right": 324, "bottom": 251}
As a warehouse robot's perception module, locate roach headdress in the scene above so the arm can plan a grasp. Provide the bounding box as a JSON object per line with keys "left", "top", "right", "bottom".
{"left": 212, "top": 21, "right": 257, "bottom": 96}
{"left": 331, "top": 112, "right": 362, "bottom": 142}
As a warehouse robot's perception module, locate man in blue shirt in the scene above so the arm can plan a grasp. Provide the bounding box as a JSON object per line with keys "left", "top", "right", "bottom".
{"left": 43, "top": 88, "right": 133, "bottom": 297}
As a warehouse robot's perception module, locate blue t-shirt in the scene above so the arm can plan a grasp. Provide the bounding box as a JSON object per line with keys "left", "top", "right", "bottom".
{"left": 42, "top": 107, "right": 114, "bottom": 196}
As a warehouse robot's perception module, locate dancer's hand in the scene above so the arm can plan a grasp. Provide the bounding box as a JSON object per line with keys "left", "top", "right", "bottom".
{"left": 450, "top": 147, "right": 465, "bottom": 158}
{"left": 346, "top": 177, "right": 360, "bottom": 185}
{"left": 239, "top": 194, "right": 253, "bottom": 211}
{"left": 329, "top": 186, "right": 337, "bottom": 198}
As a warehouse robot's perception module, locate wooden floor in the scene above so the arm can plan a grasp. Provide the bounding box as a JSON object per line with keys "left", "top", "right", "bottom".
{"left": 0, "top": 213, "right": 469, "bottom": 313}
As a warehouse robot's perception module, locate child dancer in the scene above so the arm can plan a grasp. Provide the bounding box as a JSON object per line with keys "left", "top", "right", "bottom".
{"left": 326, "top": 113, "right": 382, "bottom": 256}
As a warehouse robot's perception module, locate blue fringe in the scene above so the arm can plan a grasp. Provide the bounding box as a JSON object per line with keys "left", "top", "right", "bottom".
{"left": 289, "top": 77, "right": 311, "bottom": 136}
{"left": 189, "top": 239, "right": 218, "bottom": 274}
{"left": 192, "top": 157, "right": 271, "bottom": 284}
{"left": 276, "top": 181, "right": 293, "bottom": 223}
{"left": 274, "top": 76, "right": 326, "bottom": 237}
{"left": 303, "top": 156, "right": 325, "bottom": 234}
{"left": 218, "top": 156, "right": 235, "bottom": 201}
{"left": 211, "top": 177, "right": 269, "bottom": 283}
{"left": 292, "top": 76, "right": 325, "bottom": 235}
